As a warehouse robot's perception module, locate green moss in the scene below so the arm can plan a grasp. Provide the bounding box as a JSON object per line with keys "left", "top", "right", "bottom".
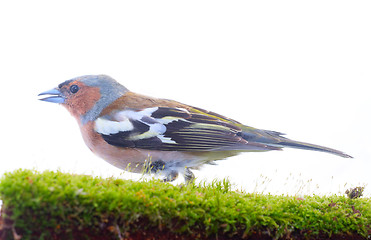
{"left": 0, "top": 169, "right": 370, "bottom": 239}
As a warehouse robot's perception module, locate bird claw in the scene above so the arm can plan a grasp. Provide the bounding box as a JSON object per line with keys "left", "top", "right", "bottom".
{"left": 162, "top": 170, "right": 179, "bottom": 182}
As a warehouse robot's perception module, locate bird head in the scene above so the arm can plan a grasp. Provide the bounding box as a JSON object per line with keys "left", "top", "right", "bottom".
{"left": 38, "top": 75, "right": 129, "bottom": 124}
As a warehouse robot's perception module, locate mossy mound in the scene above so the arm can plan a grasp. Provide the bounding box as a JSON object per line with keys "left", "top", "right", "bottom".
{"left": 0, "top": 169, "right": 370, "bottom": 239}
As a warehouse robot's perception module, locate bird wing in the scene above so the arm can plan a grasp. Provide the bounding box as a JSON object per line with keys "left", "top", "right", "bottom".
{"left": 94, "top": 106, "right": 277, "bottom": 152}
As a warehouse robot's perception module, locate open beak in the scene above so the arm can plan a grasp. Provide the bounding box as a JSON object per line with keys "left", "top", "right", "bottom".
{"left": 38, "top": 88, "right": 65, "bottom": 104}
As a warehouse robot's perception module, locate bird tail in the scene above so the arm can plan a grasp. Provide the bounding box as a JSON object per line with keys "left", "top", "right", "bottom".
{"left": 267, "top": 138, "right": 353, "bottom": 158}
{"left": 240, "top": 128, "right": 352, "bottom": 158}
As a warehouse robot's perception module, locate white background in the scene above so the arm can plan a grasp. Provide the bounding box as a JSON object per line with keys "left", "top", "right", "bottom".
{"left": 1, "top": 1, "right": 370, "bottom": 196}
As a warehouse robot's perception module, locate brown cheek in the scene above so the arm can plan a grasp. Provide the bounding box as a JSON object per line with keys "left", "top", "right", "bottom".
{"left": 64, "top": 87, "right": 101, "bottom": 119}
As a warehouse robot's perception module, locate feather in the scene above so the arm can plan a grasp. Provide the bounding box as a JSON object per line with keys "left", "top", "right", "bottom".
{"left": 95, "top": 106, "right": 276, "bottom": 152}
{"left": 95, "top": 92, "right": 351, "bottom": 158}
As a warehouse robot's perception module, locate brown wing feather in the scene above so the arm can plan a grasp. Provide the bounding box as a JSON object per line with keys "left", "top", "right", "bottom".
{"left": 100, "top": 92, "right": 189, "bottom": 116}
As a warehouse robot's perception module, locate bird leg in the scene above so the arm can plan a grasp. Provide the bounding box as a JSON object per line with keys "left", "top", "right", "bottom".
{"left": 184, "top": 167, "right": 195, "bottom": 184}
{"left": 144, "top": 160, "right": 166, "bottom": 174}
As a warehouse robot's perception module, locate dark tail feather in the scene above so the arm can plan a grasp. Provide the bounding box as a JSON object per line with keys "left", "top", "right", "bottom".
{"left": 266, "top": 139, "right": 353, "bottom": 158}
{"left": 240, "top": 128, "right": 352, "bottom": 158}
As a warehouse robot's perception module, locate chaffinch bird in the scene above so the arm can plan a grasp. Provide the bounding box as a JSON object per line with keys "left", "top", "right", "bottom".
{"left": 39, "top": 75, "right": 352, "bottom": 182}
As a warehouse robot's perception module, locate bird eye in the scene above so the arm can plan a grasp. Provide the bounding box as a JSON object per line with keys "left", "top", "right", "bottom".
{"left": 70, "top": 85, "right": 79, "bottom": 94}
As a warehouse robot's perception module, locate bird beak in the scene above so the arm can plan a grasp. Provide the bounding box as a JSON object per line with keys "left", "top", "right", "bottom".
{"left": 38, "top": 88, "right": 65, "bottom": 104}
